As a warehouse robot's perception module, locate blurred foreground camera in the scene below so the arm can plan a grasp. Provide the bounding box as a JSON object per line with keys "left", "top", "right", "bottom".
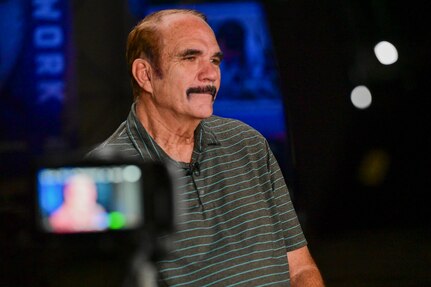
{"left": 35, "top": 159, "right": 179, "bottom": 236}
{"left": 31, "top": 158, "right": 181, "bottom": 287}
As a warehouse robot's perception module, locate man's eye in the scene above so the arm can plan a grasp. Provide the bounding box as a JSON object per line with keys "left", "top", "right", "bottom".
{"left": 184, "top": 56, "right": 196, "bottom": 61}
{"left": 211, "top": 58, "right": 221, "bottom": 66}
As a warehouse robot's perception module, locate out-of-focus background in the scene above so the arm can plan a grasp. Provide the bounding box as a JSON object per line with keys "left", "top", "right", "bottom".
{"left": 1, "top": 0, "right": 429, "bottom": 286}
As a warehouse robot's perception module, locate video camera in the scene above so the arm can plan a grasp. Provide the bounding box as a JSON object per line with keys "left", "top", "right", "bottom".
{"left": 32, "top": 158, "right": 181, "bottom": 287}
{"left": 34, "top": 159, "right": 180, "bottom": 236}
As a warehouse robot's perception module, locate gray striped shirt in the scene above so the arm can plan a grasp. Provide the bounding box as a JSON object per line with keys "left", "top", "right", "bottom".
{"left": 88, "top": 105, "right": 307, "bottom": 286}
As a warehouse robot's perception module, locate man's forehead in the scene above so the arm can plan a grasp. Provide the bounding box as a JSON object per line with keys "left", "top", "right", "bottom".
{"left": 158, "top": 12, "right": 213, "bottom": 34}
{"left": 160, "top": 12, "right": 205, "bottom": 25}
{"left": 158, "top": 14, "right": 219, "bottom": 54}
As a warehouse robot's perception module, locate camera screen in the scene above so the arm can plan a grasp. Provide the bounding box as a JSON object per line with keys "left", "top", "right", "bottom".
{"left": 36, "top": 165, "right": 144, "bottom": 233}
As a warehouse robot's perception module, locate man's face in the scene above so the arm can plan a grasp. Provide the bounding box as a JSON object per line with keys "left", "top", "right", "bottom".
{"left": 149, "top": 14, "right": 223, "bottom": 121}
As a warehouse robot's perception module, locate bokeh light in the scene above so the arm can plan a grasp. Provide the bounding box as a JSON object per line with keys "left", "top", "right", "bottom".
{"left": 374, "top": 41, "right": 398, "bottom": 65}
{"left": 350, "top": 85, "right": 372, "bottom": 109}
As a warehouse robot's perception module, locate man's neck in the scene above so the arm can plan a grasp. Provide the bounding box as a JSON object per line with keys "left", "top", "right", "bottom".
{"left": 135, "top": 101, "right": 200, "bottom": 163}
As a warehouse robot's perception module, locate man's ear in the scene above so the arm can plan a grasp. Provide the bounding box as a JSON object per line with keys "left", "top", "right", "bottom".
{"left": 132, "top": 58, "right": 153, "bottom": 94}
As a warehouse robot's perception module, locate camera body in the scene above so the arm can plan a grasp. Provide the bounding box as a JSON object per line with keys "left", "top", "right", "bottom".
{"left": 35, "top": 159, "right": 179, "bottom": 236}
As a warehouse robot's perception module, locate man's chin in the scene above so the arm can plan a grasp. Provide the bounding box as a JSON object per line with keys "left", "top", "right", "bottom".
{"left": 189, "top": 93, "right": 215, "bottom": 105}
{"left": 192, "top": 106, "right": 214, "bottom": 120}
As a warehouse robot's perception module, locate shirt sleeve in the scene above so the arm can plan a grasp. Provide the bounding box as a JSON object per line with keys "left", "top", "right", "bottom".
{"left": 266, "top": 140, "right": 308, "bottom": 251}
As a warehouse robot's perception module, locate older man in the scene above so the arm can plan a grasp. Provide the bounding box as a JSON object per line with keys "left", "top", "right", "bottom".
{"left": 88, "top": 9, "right": 324, "bottom": 286}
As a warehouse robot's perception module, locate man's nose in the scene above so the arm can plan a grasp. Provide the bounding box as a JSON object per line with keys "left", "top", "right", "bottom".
{"left": 198, "top": 60, "right": 219, "bottom": 83}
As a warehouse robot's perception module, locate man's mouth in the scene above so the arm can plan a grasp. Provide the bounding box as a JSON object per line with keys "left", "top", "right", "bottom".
{"left": 186, "top": 85, "right": 217, "bottom": 100}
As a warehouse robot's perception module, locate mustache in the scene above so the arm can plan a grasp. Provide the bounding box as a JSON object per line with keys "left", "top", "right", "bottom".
{"left": 186, "top": 85, "right": 217, "bottom": 99}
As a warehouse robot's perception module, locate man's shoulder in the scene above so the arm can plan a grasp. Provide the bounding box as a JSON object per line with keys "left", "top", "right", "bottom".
{"left": 204, "top": 115, "right": 258, "bottom": 132}
{"left": 85, "top": 121, "right": 139, "bottom": 160}
{"left": 203, "top": 115, "right": 265, "bottom": 138}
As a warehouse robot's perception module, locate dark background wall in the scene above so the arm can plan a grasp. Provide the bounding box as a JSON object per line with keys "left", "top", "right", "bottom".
{"left": 264, "top": 2, "right": 430, "bottom": 285}
{"left": 72, "top": 1, "right": 133, "bottom": 147}
{"left": 265, "top": 0, "right": 429, "bottom": 232}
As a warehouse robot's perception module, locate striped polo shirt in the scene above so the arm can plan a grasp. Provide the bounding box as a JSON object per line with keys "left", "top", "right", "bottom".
{"left": 87, "top": 104, "right": 307, "bottom": 286}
